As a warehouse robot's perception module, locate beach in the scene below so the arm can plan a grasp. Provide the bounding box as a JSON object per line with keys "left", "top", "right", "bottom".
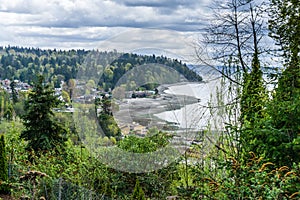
{"left": 113, "top": 77, "right": 224, "bottom": 134}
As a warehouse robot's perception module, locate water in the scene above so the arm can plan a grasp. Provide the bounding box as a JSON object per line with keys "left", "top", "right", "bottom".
{"left": 154, "top": 65, "right": 232, "bottom": 131}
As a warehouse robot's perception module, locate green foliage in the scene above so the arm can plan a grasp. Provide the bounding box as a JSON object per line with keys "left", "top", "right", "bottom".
{"left": 9, "top": 81, "right": 18, "bottom": 104}
{"left": 13, "top": 101, "right": 25, "bottom": 117}
{"left": 264, "top": 63, "right": 300, "bottom": 166}
{"left": 269, "top": 0, "right": 300, "bottom": 65}
{"left": 21, "top": 75, "right": 67, "bottom": 154}
{"left": 61, "top": 90, "right": 70, "bottom": 103}
{"left": 111, "top": 131, "right": 178, "bottom": 198}
{"left": 132, "top": 179, "right": 146, "bottom": 200}
{"left": 0, "top": 119, "right": 178, "bottom": 198}
{"left": 239, "top": 50, "right": 268, "bottom": 164}
{"left": 0, "top": 46, "right": 202, "bottom": 88}
{"left": 188, "top": 2, "right": 300, "bottom": 199}
{"left": 7, "top": 133, "right": 178, "bottom": 199}
{"left": 0, "top": 90, "right": 13, "bottom": 121}
{"left": 0, "top": 134, "right": 9, "bottom": 194}
{"left": 118, "top": 131, "right": 170, "bottom": 153}
{"left": 2, "top": 122, "right": 27, "bottom": 169}
{"left": 96, "top": 95, "right": 121, "bottom": 138}
{"left": 0, "top": 135, "right": 7, "bottom": 179}
{"left": 98, "top": 113, "right": 121, "bottom": 138}
{"left": 0, "top": 15, "right": 298, "bottom": 197}
{"left": 65, "top": 78, "right": 76, "bottom": 100}
{"left": 12, "top": 91, "right": 27, "bottom": 118}
{"left": 98, "top": 53, "right": 202, "bottom": 91}
{"left": 240, "top": 53, "right": 267, "bottom": 125}
{"left": 264, "top": 0, "right": 300, "bottom": 167}
{"left": 191, "top": 152, "right": 300, "bottom": 199}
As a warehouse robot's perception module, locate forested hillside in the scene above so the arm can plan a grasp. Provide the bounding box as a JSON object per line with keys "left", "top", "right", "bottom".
{"left": 0, "top": 46, "right": 202, "bottom": 90}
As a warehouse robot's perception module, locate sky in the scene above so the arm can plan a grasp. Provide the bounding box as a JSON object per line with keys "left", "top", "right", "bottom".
{"left": 0, "top": 0, "right": 211, "bottom": 62}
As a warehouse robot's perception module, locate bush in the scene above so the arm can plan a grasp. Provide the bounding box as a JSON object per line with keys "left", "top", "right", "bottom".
{"left": 132, "top": 179, "right": 145, "bottom": 200}
{"left": 193, "top": 152, "right": 300, "bottom": 199}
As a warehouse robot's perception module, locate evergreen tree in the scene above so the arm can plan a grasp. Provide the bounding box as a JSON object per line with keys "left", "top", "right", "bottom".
{"left": 240, "top": 52, "right": 267, "bottom": 159}
{"left": 239, "top": 5, "right": 268, "bottom": 161}
{"left": 0, "top": 134, "right": 9, "bottom": 194}
{"left": 269, "top": 0, "right": 300, "bottom": 66}
{"left": 96, "top": 95, "right": 121, "bottom": 138}
{"left": 266, "top": 61, "right": 300, "bottom": 166}
{"left": 21, "top": 75, "right": 67, "bottom": 154}
{"left": 240, "top": 54, "right": 266, "bottom": 126}
{"left": 10, "top": 80, "right": 18, "bottom": 104}
{"left": 267, "top": 0, "right": 300, "bottom": 166}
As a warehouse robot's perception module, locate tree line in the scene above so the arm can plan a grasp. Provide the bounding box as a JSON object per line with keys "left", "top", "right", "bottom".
{"left": 0, "top": 46, "right": 202, "bottom": 90}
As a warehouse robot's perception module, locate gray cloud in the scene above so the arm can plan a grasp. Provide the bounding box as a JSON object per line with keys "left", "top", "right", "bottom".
{"left": 115, "top": 0, "right": 204, "bottom": 8}
{"left": 114, "top": 0, "right": 209, "bottom": 15}
{"left": 0, "top": 0, "right": 208, "bottom": 31}
{"left": 0, "top": 0, "right": 211, "bottom": 60}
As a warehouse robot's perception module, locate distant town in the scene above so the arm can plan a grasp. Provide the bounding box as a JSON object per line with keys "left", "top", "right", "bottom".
{"left": 0, "top": 79, "right": 31, "bottom": 93}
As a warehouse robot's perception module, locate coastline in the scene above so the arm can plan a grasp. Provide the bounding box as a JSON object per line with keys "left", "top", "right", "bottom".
{"left": 113, "top": 82, "right": 202, "bottom": 134}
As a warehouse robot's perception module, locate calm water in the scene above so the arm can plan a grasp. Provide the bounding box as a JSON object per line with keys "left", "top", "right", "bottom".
{"left": 154, "top": 65, "right": 235, "bottom": 131}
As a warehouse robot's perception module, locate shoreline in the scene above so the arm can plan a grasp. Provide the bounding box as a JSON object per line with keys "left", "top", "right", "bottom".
{"left": 113, "top": 82, "right": 202, "bottom": 134}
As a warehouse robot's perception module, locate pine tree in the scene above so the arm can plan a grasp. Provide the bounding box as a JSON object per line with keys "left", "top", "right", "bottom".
{"left": 21, "top": 75, "right": 67, "bottom": 154}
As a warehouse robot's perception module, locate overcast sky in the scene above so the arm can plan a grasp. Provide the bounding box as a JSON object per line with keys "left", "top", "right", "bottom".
{"left": 0, "top": 0, "right": 211, "bottom": 62}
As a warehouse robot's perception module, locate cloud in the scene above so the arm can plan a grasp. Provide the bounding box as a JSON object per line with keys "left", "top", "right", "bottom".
{"left": 0, "top": 0, "right": 208, "bottom": 30}
{"left": 0, "top": 0, "right": 211, "bottom": 60}
{"left": 112, "top": 0, "right": 210, "bottom": 19}
{"left": 115, "top": 0, "right": 205, "bottom": 8}
{"left": 96, "top": 28, "right": 198, "bottom": 62}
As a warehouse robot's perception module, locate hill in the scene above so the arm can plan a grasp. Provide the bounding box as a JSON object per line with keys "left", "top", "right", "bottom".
{"left": 0, "top": 46, "right": 202, "bottom": 90}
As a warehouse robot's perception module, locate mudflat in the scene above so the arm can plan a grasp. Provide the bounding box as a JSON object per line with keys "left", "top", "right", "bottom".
{"left": 113, "top": 83, "right": 199, "bottom": 131}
